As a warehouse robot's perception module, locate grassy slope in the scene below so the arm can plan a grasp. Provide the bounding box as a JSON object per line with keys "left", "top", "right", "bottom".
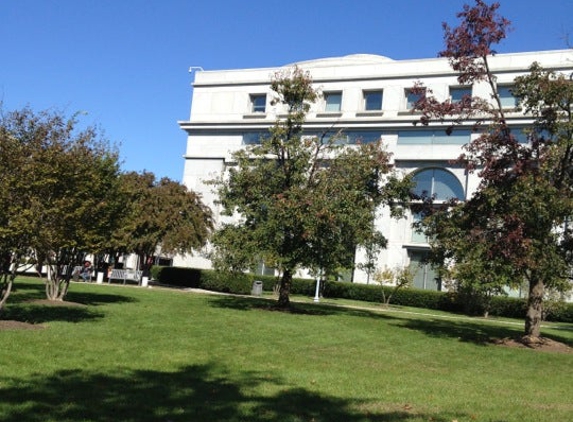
{"left": 0, "top": 277, "right": 571, "bottom": 422}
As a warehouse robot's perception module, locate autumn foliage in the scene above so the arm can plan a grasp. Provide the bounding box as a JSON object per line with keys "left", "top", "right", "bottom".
{"left": 414, "top": 1, "right": 573, "bottom": 340}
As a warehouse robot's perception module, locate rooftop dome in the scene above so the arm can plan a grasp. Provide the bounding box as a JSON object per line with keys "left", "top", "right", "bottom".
{"left": 285, "top": 54, "right": 394, "bottom": 68}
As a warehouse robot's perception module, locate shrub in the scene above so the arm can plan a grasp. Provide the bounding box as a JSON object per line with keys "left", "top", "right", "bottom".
{"left": 291, "top": 278, "right": 317, "bottom": 296}
{"left": 323, "top": 281, "right": 448, "bottom": 310}
{"left": 390, "top": 288, "right": 446, "bottom": 310}
{"left": 486, "top": 295, "right": 527, "bottom": 319}
{"left": 150, "top": 265, "right": 164, "bottom": 281}
{"left": 156, "top": 266, "right": 202, "bottom": 288}
{"left": 545, "top": 302, "right": 573, "bottom": 323}
{"left": 200, "top": 270, "right": 252, "bottom": 295}
{"left": 154, "top": 266, "right": 255, "bottom": 295}
{"left": 324, "top": 281, "right": 384, "bottom": 302}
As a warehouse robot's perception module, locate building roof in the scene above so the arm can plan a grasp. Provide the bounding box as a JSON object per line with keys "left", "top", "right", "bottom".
{"left": 287, "top": 54, "right": 394, "bottom": 68}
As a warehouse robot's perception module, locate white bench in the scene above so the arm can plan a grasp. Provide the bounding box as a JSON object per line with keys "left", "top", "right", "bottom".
{"left": 108, "top": 269, "right": 143, "bottom": 285}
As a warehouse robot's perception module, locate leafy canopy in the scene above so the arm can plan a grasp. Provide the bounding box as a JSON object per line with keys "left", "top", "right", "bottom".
{"left": 211, "top": 67, "right": 411, "bottom": 307}
{"left": 413, "top": 0, "right": 573, "bottom": 340}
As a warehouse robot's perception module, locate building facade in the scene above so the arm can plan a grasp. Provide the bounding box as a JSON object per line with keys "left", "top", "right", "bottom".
{"left": 174, "top": 49, "right": 573, "bottom": 290}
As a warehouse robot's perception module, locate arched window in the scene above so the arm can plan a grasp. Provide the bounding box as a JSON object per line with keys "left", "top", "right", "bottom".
{"left": 411, "top": 168, "right": 465, "bottom": 201}
{"left": 410, "top": 168, "right": 465, "bottom": 245}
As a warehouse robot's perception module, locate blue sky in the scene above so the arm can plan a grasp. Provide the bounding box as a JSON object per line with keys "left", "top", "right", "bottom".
{"left": 1, "top": 0, "right": 571, "bottom": 182}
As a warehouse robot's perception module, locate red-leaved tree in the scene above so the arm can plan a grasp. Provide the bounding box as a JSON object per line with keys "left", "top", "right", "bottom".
{"left": 413, "top": 1, "right": 573, "bottom": 342}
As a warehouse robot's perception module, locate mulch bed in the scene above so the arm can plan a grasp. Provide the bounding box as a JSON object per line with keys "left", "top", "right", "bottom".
{"left": 491, "top": 336, "right": 572, "bottom": 353}
{"left": 0, "top": 320, "right": 44, "bottom": 330}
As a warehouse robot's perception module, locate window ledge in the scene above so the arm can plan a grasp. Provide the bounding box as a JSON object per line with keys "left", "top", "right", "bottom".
{"left": 402, "top": 243, "right": 430, "bottom": 250}
{"left": 315, "top": 112, "right": 343, "bottom": 118}
{"left": 397, "top": 110, "right": 422, "bottom": 116}
{"left": 243, "top": 113, "right": 267, "bottom": 119}
{"left": 355, "top": 111, "right": 384, "bottom": 117}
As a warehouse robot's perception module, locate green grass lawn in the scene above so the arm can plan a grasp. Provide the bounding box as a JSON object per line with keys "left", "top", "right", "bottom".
{"left": 0, "top": 277, "right": 572, "bottom": 422}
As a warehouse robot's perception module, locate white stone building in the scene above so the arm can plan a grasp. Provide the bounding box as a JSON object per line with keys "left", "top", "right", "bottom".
{"left": 174, "top": 49, "right": 573, "bottom": 290}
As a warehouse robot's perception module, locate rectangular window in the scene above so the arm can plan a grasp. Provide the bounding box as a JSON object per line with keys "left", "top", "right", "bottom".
{"left": 405, "top": 88, "right": 424, "bottom": 109}
{"left": 498, "top": 85, "right": 517, "bottom": 108}
{"left": 364, "top": 90, "right": 383, "bottom": 111}
{"left": 346, "top": 131, "right": 383, "bottom": 144}
{"left": 306, "top": 130, "right": 383, "bottom": 145}
{"left": 250, "top": 94, "right": 266, "bottom": 113}
{"left": 411, "top": 212, "right": 428, "bottom": 243}
{"left": 324, "top": 92, "right": 342, "bottom": 112}
{"left": 397, "top": 129, "right": 471, "bottom": 145}
{"left": 242, "top": 131, "right": 267, "bottom": 145}
{"left": 408, "top": 250, "right": 440, "bottom": 290}
{"left": 450, "top": 86, "right": 471, "bottom": 103}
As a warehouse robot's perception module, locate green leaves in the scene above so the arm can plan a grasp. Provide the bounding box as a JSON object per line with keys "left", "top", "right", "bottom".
{"left": 414, "top": 2, "right": 573, "bottom": 338}
{"left": 112, "top": 172, "right": 213, "bottom": 260}
{"left": 211, "top": 68, "right": 411, "bottom": 306}
{"left": 0, "top": 107, "right": 123, "bottom": 299}
{"left": 0, "top": 106, "right": 213, "bottom": 302}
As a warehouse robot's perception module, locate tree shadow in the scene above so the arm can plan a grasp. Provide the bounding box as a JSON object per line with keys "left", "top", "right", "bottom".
{"left": 388, "top": 315, "right": 573, "bottom": 347}
{"left": 2, "top": 283, "right": 137, "bottom": 324}
{"left": 207, "top": 295, "right": 393, "bottom": 319}
{"left": 64, "top": 290, "right": 137, "bottom": 306}
{"left": 1, "top": 302, "right": 104, "bottom": 324}
{"left": 8, "top": 279, "right": 46, "bottom": 303}
{"left": 0, "top": 362, "right": 468, "bottom": 422}
{"left": 390, "top": 316, "right": 519, "bottom": 345}
{"left": 10, "top": 279, "right": 136, "bottom": 306}
{"left": 10, "top": 280, "right": 44, "bottom": 290}
{"left": 206, "top": 295, "right": 573, "bottom": 348}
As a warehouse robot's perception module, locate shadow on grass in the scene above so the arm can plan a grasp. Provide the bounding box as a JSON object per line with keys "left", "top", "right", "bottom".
{"left": 389, "top": 316, "right": 520, "bottom": 345}
{"left": 1, "top": 302, "right": 104, "bottom": 324}
{"left": 387, "top": 315, "right": 573, "bottom": 348}
{"left": 8, "top": 279, "right": 46, "bottom": 303}
{"left": 3, "top": 286, "right": 135, "bottom": 325}
{"left": 10, "top": 278, "right": 137, "bottom": 306}
{"left": 207, "top": 295, "right": 573, "bottom": 348}
{"left": 0, "top": 362, "right": 468, "bottom": 422}
{"left": 207, "top": 295, "right": 393, "bottom": 319}
{"left": 64, "top": 290, "right": 137, "bottom": 306}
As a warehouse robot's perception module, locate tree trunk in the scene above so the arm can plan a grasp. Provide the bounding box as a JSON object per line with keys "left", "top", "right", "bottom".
{"left": 0, "top": 274, "right": 14, "bottom": 314}
{"left": 277, "top": 269, "right": 292, "bottom": 309}
{"left": 0, "top": 253, "right": 16, "bottom": 313}
{"left": 524, "top": 275, "right": 544, "bottom": 341}
{"left": 45, "top": 265, "right": 68, "bottom": 301}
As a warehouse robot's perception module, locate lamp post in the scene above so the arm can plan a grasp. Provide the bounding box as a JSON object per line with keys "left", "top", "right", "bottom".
{"left": 313, "top": 268, "right": 322, "bottom": 303}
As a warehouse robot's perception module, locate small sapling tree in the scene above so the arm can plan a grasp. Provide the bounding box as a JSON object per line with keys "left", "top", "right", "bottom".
{"left": 374, "top": 266, "right": 414, "bottom": 306}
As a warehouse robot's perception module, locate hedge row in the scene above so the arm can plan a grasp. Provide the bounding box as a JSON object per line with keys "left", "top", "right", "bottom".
{"left": 152, "top": 266, "right": 316, "bottom": 296}
{"left": 151, "top": 266, "right": 252, "bottom": 294}
{"left": 150, "top": 266, "right": 573, "bottom": 323}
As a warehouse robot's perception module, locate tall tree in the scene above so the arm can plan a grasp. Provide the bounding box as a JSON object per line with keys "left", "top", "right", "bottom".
{"left": 211, "top": 67, "right": 411, "bottom": 308}
{"left": 0, "top": 107, "right": 35, "bottom": 311}
{"left": 112, "top": 171, "right": 213, "bottom": 273}
{"left": 413, "top": 1, "right": 573, "bottom": 342}
{"left": 0, "top": 106, "right": 122, "bottom": 301}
